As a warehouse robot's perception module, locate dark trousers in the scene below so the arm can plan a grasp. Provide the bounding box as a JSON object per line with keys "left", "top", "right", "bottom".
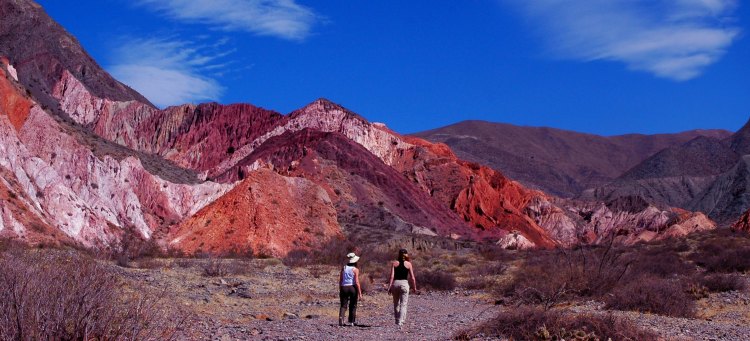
{"left": 339, "top": 285, "right": 358, "bottom": 324}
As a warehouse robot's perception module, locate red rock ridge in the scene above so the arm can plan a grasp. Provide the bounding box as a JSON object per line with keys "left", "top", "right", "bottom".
{"left": 0, "top": 58, "right": 31, "bottom": 130}
{"left": 218, "top": 129, "right": 474, "bottom": 238}
{"left": 170, "top": 169, "right": 341, "bottom": 257}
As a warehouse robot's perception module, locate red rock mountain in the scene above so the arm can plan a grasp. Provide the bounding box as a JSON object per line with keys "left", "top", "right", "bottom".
{"left": 0, "top": 0, "right": 719, "bottom": 255}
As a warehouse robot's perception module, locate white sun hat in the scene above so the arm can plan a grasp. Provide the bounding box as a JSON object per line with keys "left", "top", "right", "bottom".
{"left": 346, "top": 252, "right": 360, "bottom": 263}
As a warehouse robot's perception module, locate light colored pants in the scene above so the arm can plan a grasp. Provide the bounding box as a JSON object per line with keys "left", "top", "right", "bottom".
{"left": 391, "top": 280, "right": 410, "bottom": 325}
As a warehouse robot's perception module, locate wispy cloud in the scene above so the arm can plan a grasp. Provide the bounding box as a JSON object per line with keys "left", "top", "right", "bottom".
{"left": 107, "top": 37, "right": 227, "bottom": 107}
{"left": 509, "top": 0, "right": 740, "bottom": 80}
{"left": 135, "top": 0, "right": 318, "bottom": 40}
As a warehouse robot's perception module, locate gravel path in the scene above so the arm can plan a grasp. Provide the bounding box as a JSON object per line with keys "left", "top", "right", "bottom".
{"left": 192, "top": 291, "right": 498, "bottom": 340}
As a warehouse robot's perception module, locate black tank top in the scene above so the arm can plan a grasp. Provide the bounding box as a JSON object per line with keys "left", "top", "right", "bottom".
{"left": 394, "top": 260, "right": 409, "bottom": 280}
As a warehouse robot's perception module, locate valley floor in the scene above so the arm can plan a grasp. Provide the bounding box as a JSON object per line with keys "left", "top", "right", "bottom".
{"left": 120, "top": 257, "right": 750, "bottom": 341}
{"left": 123, "top": 259, "right": 499, "bottom": 340}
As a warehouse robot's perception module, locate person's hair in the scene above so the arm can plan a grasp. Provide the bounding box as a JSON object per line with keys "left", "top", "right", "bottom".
{"left": 398, "top": 251, "right": 409, "bottom": 262}
{"left": 347, "top": 261, "right": 358, "bottom": 268}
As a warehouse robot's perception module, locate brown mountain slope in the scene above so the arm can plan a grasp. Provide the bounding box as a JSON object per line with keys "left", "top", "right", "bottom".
{"left": 0, "top": 0, "right": 151, "bottom": 106}
{"left": 413, "top": 120, "right": 731, "bottom": 197}
{"left": 583, "top": 136, "right": 738, "bottom": 209}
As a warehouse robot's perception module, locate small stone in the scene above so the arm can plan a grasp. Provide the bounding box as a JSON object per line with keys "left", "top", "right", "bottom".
{"left": 283, "top": 312, "right": 298, "bottom": 320}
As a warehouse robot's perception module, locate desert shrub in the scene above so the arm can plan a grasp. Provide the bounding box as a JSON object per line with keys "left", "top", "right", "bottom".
{"left": 461, "top": 277, "right": 495, "bottom": 290}
{"left": 605, "top": 276, "right": 695, "bottom": 317}
{"left": 692, "top": 246, "right": 750, "bottom": 273}
{"left": 420, "top": 269, "right": 457, "bottom": 291}
{"left": 112, "top": 233, "right": 164, "bottom": 267}
{"left": 282, "top": 237, "right": 357, "bottom": 267}
{"left": 477, "top": 244, "right": 518, "bottom": 262}
{"left": 500, "top": 242, "right": 631, "bottom": 309}
{"left": 224, "top": 259, "right": 254, "bottom": 276}
{"left": 454, "top": 306, "right": 656, "bottom": 341}
{"left": 202, "top": 257, "right": 228, "bottom": 277}
{"left": 0, "top": 250, "right": 185, "bottom": 340}
{"left": 282, "top": 249, "right": 311, "bottom": 267}
{"left": 625, "top": 250, "right": 694, "bottom": 279}
{"left": 470, "top": 261, "right": 506, "bottom": 277}
{"left": 699, "top": 273, "right": 748, "bottom": 293}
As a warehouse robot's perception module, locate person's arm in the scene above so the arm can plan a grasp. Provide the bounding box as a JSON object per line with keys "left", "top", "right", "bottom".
{"left": 408, "top": 261, "right": 417, "bottom": 293}
{"left": 387, "top": 261, "right": 395, "bottom": 293}
{"left": 354, "top": 268, "right": 362, "bottom": 299}
{"left": 338, "top": 267, "right": 343, "bottom": 287}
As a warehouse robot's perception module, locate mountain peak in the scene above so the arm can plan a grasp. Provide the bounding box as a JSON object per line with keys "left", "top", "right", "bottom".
{"left": 0, "top": 0, "right": 153, "bottom": 106}
{"left": 290, "top": 97, "right": 368, "bottom": 123}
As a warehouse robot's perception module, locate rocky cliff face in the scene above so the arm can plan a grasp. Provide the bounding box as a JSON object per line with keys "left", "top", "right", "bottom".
{"left": 0, "top": 58, "right": 229, "bottom": 248}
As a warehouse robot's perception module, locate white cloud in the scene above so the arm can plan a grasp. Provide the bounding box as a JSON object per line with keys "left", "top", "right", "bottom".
{"left": 107, "top": 38, "right": 226, "bottom": 107}
{"left": 135, "top": 0, "right": 317, "bottom": 40}
{"left": 509, "top": 0, "right": 740, "bottom": 80}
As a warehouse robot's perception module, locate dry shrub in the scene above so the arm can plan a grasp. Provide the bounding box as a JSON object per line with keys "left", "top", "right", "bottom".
{"left": 113, "top": 233, "right": 164, "bottom": 267}
{"left": 470, "top": 262, "right": 506, "bottom": 277}
{"left": 605, "top": 276, "right": 695, "bottom": 317}
{"left": 500, "top": 241, "right": 630, "bottom": 309}
{"left": 224, "top": 259, "right": 254, "bottom": 276}
{"left": 421, "top": 269, "right": 457, "bottom": 291}
{"left": 691, "top": 245, "right": 750, "bottom": 273}
{"left": 462, "top": 277, "right": 495, "bottom": 290}
{"left": 625, "top": 249, "right": 694, "bottom": 279}
{"left": 0, "top": 250, "right": 185, "bottom": 340}
{"left": 455, "top": 306, "right": 656, "bottom": 341}
{"left": 202, "top": 257, "right": 228, "bottom": 277}
{"left": 477, "top": 244, "right": 518, "bottom": 262}
{"left": 283, "top": 237, "right": 356, "bottom": 267}
{"left": 699, "top": 273, "right": 748, "bottom": 293}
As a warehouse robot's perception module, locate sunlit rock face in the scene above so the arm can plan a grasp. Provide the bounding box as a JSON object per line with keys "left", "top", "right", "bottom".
{"left": 170, "top": 169, "right": 342, "bottom": 257}
{"left": 1, "top": 59, "right": 230, "bottom": 248}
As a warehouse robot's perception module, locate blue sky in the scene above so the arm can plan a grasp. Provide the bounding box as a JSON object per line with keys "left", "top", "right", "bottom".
{"left": 36, "top": 0, "right": 750, "bottom": 136}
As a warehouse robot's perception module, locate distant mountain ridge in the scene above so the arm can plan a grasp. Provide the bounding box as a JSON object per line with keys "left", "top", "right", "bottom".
{"left": 413, "top": 120, "right": 731, "bottom": 197}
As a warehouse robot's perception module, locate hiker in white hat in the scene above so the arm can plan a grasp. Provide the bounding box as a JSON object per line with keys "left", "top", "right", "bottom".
{"left": 338, "top": 252, "right": 362, "bottom": 326}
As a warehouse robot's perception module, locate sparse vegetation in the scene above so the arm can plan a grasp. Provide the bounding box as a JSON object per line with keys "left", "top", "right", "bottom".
{"left": 0, "top": 248, "right": 186, "bottom": 340}
{"left": 420, "top": 269, "right": 457, "bottom": 291}
{"left": 604, "top": 276, "right": 696, "bottom": 317}
{"left": 202, "top": 257, "right": 229, "bottom": 277}
{"left": 455, "top": 306, "right": 657, "bottom": 341}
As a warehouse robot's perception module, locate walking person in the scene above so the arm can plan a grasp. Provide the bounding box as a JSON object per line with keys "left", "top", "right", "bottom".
{"left": 338, "top": 252, "right": 362, "bottom": 326}
{"left": 387, "top": 249, "right": 417, "bottom": 327}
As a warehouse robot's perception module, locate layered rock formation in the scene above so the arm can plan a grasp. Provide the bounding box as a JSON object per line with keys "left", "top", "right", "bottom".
{"left": 0, "top": 57, "right": 230, "bottom": 247}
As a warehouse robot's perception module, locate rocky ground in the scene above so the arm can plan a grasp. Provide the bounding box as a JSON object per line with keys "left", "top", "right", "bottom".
{"left": 116, "top": 257, "right": 750, "bottom": 341}
{"left": 121, "top": 258, "right": 500, "bottom": 340}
